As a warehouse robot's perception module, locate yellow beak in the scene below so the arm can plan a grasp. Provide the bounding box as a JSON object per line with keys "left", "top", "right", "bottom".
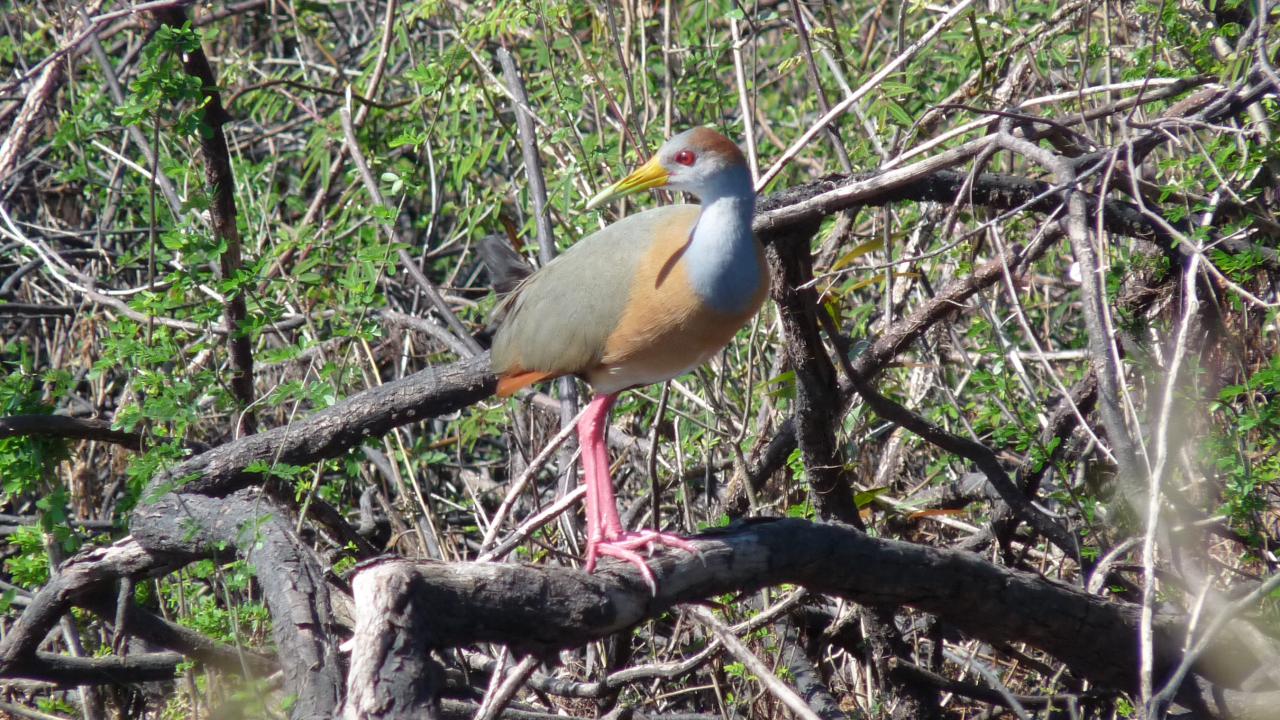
{"left": 585, "top": 156, "right": 669, "bottom": 210}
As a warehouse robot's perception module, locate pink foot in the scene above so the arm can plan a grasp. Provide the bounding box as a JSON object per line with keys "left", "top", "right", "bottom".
{"left": 586, "top": 530, "right": 701, "bottom": 593}
{"left": 576, "top": 393, "right": 700, "bottom": 594}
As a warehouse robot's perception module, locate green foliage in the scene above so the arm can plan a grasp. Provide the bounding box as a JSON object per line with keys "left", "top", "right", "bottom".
{"left": 1208, "top": 355, "right": 1280, "bottom": 543}
{"left": 0, "top": 348, "right": 79, "bottom": 568}
{"left": 0, "top": 348, "right": 70, "bottom": 500}
{"left": 5, "top": 525, "right": 49, "bottom": 590}
{"left": 118, "top": 23, "right": 206, "bottom": 137}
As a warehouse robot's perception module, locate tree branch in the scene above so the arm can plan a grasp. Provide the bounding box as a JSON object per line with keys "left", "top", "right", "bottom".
{"left": 341, "top": 519, "right": 1239, "bottom": 709}
{"left": 153, "top": 7, "right": 257, "bottom": 434}
{"left": 0, "top": 415, "right": 141, "bottom": 451}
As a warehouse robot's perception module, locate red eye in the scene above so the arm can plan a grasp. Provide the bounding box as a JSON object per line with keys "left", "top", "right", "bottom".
{"left": 674, "top": 150, "right": 696, "bottom": 166}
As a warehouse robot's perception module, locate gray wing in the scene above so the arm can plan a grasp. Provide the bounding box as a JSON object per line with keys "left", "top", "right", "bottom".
{"left": 490, "top": 205, "right": 697, "bottom": 376}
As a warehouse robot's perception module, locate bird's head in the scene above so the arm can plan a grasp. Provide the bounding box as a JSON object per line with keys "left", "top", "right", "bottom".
{"left": 586, "top": 127, "right": 750, "bottom": 210}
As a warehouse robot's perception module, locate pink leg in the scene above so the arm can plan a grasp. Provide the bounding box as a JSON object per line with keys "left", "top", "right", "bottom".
{"left": 577, "top": 394, "right": 609, "bottom": 574}
{"left": 576, "top": 393, "right": 699, "bottom": 592}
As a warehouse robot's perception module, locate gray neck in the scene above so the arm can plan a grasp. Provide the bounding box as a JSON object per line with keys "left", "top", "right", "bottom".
{"left": 685, "top": 168, "right": 760, "bottom": 314}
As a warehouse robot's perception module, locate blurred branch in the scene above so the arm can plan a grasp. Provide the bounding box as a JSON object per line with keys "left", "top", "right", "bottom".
{"left": 0, "top": 415, "right": 140, "bottom": 451}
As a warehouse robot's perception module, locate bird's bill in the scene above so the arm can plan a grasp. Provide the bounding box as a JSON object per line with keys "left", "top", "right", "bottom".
{"left": 585, "top": 156, "right": 669, "bottom": 210}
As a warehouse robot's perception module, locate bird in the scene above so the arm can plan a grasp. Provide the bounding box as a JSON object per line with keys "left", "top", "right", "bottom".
{"left": 488, "top": 127, "right": 767, "bottom": 589}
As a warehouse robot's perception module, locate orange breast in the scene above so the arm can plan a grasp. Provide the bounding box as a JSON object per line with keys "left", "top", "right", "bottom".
{"left": 589, "top": 227, "right": 768, "bottom": 394}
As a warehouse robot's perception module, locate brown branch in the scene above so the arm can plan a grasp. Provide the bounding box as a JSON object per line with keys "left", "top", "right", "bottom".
{"left": 0, "top": 415, "right": 141, "bottom": 451}
{"left": 849, "top": 375, "right": 1080, "bottom": 560}
{"left": 0, "top": 651, "right": 184, "bottom": 685}
{"left": 0, "top": 539, "right": 183, "bottom": 669}
{"left": 153, "top": 7, "right": 257, "bottom": 435}
{"left": 340, "top": 519, "right": 1243, "bottom": 708}
{"left": 767, "top": 228, "right": 861, "bottom": 527}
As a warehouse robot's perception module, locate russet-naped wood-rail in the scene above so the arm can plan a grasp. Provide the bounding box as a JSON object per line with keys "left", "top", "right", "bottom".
{"left": 491, "top": 128, "right": 766, "bottom": 588}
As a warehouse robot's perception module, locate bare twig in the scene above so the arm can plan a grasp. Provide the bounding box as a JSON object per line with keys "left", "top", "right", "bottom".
{"left": 687, "top": 605, "right": 823, "bottom": 720}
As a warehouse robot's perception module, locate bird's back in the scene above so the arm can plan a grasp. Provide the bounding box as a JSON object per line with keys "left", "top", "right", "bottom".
{"left": 490, "top": 205, "right": 702, "bottom": 392}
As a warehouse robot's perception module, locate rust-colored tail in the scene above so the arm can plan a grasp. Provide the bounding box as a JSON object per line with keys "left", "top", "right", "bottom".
{"left": 496, "top": 370, "right": 556, "bottom": 397}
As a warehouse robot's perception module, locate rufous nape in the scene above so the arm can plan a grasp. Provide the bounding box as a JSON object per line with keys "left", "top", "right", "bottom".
{"left": 488, "top": 127, "right": 767, "bottom": 590}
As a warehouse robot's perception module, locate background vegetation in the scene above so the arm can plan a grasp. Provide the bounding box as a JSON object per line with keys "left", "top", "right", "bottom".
{"left": 0, "top": 0, "right": 1277, "bottom": 718}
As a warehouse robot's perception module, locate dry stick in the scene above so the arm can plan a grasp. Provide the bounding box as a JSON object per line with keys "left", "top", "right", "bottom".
{"left": 479, "top": 409, "right": 585, "bottom": 553}
{"left": 886, "top": 76, "right": 1209, "bottom": 172}
{"left": 474, "top": 655, "right": 540, "bottom": 720}
{"left": 83, "top": 20, "right": 183, "bottom": 216}
{"left": 986, "top": 220, "right": 1116, "bottom": 468}
{"left": 0, "top": 700, "right": 67, "bottom": 720}
{"left": 1149, "top": 570, "right": 1280, "bottom": 717}
{"left": 646, "top": 381, "right": 671, "bottom": 531}
{"left": 337, "top": 92, "right": 482, "bottom": 357}
{"left": 0, "top": 0, "right": 186, "bottom": 99}
{"left": 940, "top": 647, "right": 1030, "bottom": 720}
{"left": 0, "top": 206, "right": 211, "bottom": 335}
{"left": 754, "top": 135, "right": 993, "bottom": 231}
{"left": 478, "top": 485, "right": 585, "bottom": 562}
{"left": 755, "top": 0, "right": 977, "bottom": 191}
{"left": 1259, "top": 0, "right": 1280, "bottom": 93}
{"left": 729, "top": 18, "right": 759, "bottom": 179}
{"left": 380, "top": 308, "right": 478, "bottom": 359}
{"left": 497, "top": 48, "right": 556, "bottom": 269}
{"left": 497, "top": 45, "right": 582, "bottom": 522}
{"left": 0, "top": 3, "right": 91, "bottom": 183}
{"left": 802, "top": 3, "right": 888, "bottom": 163}
{"left": 1140, "top": 251, "right": 1202, "bottom": 717}
{"left": 790, "top": 3, "right": 854, "bottom": 172}
{"left": 687, "top": 605, "right": 823, "bottom": 720}
{"left": 460, "top": 588, "right": 809, "bottom": 698}
{"left": 991, "top": 133, "right": 1141, "bottom": 468}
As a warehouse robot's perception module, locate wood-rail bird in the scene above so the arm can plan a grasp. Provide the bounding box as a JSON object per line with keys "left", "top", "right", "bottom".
{"left": 489, "top": 127, "right": 767, "bottom": 589}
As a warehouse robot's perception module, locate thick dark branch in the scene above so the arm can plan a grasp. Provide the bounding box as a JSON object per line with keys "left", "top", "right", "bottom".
{"left": 767, "top": 228, "right": 861, "bottom": 526}
{"left": 0, "top": 539, "right": 182, "bottom": 669}
{"left": 0, "top": 303, "right": 76, "bottom": 317}
{"left": 133, "top": 488, "right": 342, "bottom": 719}
{"left": 342, "top": 519, "right": 1247, "bottom": 704}
{"left": 0, "top": 415, "right": 141, "bottom": 451}
{"left": 141, "top": 352, "right": 494, "bottom": 498}
{"left": 2, "top": 651, "right": 184, "bottom": 685}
